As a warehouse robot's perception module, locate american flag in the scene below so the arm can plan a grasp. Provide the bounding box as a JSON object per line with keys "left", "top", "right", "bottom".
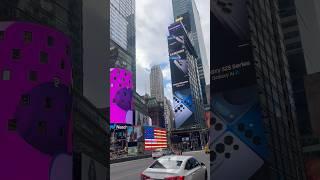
{"left": 144, "top": 126, "right": 167, "bottom": 150}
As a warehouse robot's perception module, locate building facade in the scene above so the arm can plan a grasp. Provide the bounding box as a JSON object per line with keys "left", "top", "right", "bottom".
{"left": 0, "top": 0, "right": 83, "bottom": 93}
{"left": 172, "top": 0, "right": 209, "bottom": 105}
{"left": 0, "top": 1, "right": 109, "bottom": 179}
{"left": 150, "top": 64, "right": 165, "bottom": 102}
{"left": 134, "top": 92, "right": 152, "bottom": 126}
{"left": 278, "top": 0, "right": 311, "bottom": 139}
{"left": 163, "top": 97, "right": 174, "bottom": 130}
{"left": 168, "top": 21, "right": 204, "bottom": 130}
{"left": 211, "top": 0, "right": 305, "bottom": 179}
{"left": 110, "top": 0, "right": 136, "bottom": 90}
{"left": 146, "top": 97, "right": 165, "bottom": 128}
{"left": 0, "top": 21, "right": 73, "bottom": 180}
{"left": 295, "top": 0, "right": 320, "bottom": 74}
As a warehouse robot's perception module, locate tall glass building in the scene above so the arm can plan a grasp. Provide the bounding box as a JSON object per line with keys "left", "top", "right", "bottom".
{"left": 0, "top": 0, "right": 83, "bottom": 93}
{"left": 172, "top": 0, "right": 209, "bottom": 105}
{"left": 110, "top": 0, "right": 135, "bottom": 78}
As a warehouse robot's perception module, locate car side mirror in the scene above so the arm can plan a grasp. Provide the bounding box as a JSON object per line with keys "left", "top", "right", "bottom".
{"left": 201, "top": 162, "right": 205, "bottom": 166}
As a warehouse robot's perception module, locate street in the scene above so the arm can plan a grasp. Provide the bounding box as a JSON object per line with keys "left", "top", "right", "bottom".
{"left": 110, "top": 150, "right": 210, "bottom": 180}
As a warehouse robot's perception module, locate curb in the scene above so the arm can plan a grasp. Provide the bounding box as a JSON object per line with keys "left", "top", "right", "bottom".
{"left": 110, "top": 154, "right": 152, "bottom": 164}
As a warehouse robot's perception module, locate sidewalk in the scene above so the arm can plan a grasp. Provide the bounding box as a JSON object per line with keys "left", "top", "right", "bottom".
{"left": 110, "top": 154, "right": 151, "bottom": 164}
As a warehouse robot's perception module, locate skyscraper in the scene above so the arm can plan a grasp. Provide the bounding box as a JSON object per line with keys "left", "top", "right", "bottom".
{"left": 168, "top": 21, "right": 204, "bottom": 130}
{"left": 150, "top": 65, "right": 164, "bottom": 102}
{"left": 0, "top": 0, "right": 83, "bottom": 93}
{"left": 109, "top": 0, "right": 136, "bottom": 122}
{"left": 211, "top": 0, "right": 305, "bottom": 179}
{"left": 172, "top": 0, "right": 209, "bottom": 105}
{"left": 110, "top": 0, "right": 135, "bottom": 80}
{"left": 0, "top": 1, "right": 109, "bottom": 179}
{"left": 278, "top": 0, "right": 311, "bottom": 140}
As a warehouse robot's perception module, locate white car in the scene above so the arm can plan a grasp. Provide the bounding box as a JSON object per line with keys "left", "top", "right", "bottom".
{"left": 141, "top": 155, "right": 207, "bottom": 180}
{"left": 152, "top": 148, "right": 174, "bottom": 159}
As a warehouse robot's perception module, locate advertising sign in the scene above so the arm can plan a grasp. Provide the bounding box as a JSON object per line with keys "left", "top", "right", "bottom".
{"left": 144, "top": 126, "right": 167, "bottom": 151}
{"left": 110, "top": 68, "right": 133, "bottom": 124}
{"left": 0, "top": 22, "right": 73, "bottom": 180}
{"left": 211, "top": 1, "right": 269, "bottom": 179}
{"left": 168, "top": 22, "right": 196, "bottom": 129}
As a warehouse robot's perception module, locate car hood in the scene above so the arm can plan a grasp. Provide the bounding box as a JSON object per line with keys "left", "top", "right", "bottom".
{"left": 143, "top": 168, "right": 181, "bottom": 179}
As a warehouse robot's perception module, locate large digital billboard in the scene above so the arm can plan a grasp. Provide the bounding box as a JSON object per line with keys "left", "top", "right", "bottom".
{"left": 144, "top": 126, "right": 167, "bottom": 151}
{"left": 211, "top": 0, "right": 269, "bottom": 179}
{"left": 110, "top": 68, "right": 133, "bottom": 124}
{"left": 168, "top": 22, "right": 196, "bottom": 129}
{"left": 0, "top": 22, "right": 73, "bottom": 180}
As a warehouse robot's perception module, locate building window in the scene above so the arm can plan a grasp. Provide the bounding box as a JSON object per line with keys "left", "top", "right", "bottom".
{"left": 2, "top": 70, "right": 11, "bottom": 80}
{"left": 282, "top": 20, "right": 298, "bottom": 28}
{"left": 12, "top": 49, "right": 21, "bottom": 59}
{"left": 59, "top": 128, "right": 65, "bottom": 137}
{"left": 66, "top": 45, "right": 70, "bottom": 55}
{"left": 45, "top": 97, "right": 52, "bottom": 108}
{"left": 48, "top": 36, "right": 54, "bottom": 47}
{"left": 24, "top": 31, "right": 32, "bottom": 43}
{"left": 29, "top": 71, "right": 37, "bottom": 81}
{"left": 40, "top": 51, "right": 48, "bottom": 63}
{"left": 53, "top": 77, "right": 60, "bottom": 87}
{"left": 21, "top": 94, "right": 30, "bottom": 105}
{"left": 60, "top": 60, "right": 65, "bottom": 69}
{"left": 37, "top": 121, "right": 47, "bottom": 134}
{"left": 8, "top": 119, "right": 17, "bottom": 131}
{"left": 0, "top": 31, "right": 4, "bottom": 40}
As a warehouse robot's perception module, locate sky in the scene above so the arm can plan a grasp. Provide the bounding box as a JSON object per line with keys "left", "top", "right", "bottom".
{"left": 136, "top": 0, "right": 210, "bottom": 103}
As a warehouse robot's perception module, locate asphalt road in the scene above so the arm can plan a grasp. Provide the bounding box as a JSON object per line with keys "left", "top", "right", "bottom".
{"left": 110, "top": 150, "right": 210, "bottom": 180}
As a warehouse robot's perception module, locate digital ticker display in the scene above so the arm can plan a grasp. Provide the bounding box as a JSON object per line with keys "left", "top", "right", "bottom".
{"left": 211, "top": 0, "right": 269, "bottom": 179}
{"left": 168, "top": 22, "right": 196, "bottom": 129}
{"left": 110, "top": 68, "right": 133, "bottom": 124}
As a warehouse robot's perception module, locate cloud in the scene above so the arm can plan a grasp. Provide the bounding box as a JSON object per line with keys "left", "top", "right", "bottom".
{"left": 136, "top": 0, "right": 210, "bottom": 99}
{"left": 135, "top": 63, "right": 150, "bottom": 96}
{"left": 164, "top": 83, "right": 173, "bottom": 105}
{"left": 136, "top": 0, "right": 173, "bottom": 70}
{"left": 162, "top": 64, "right": 171, "bottom": 81}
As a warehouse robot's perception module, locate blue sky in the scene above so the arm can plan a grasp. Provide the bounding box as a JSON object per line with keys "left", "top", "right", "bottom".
{"left": 136, "top": 0, "right": 210, "bottom": 103}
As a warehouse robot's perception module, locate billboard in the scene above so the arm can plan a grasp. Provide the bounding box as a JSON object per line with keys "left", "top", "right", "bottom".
{"left": 168, "top": 22, "right": 196, "bottom": 129}
{"left": 144, "top": 126, "right": 167, "bottom": 151}
{"left": 0, "top": 22, "right": 73, "bottom": 180}
{"left": 81, "top": 153, "right": 107, "bottom": 180}
{"left": 110, "top": 68, "right": 133, "bottom": 124}
{"left": 211, "top": 0, "right": 269, "bottom": 179}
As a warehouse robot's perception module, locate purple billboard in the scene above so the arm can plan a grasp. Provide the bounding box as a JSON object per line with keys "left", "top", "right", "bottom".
{"left": 110, "top": 68, "right": 133, "bottom": 124}
{"left": 0, "top": 22, "right": 73, "bottom": 180}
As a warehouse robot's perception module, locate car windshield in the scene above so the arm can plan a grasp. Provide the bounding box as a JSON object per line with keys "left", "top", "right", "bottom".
{"left": 149, "top": 159, "right": 183, "bottom": 169}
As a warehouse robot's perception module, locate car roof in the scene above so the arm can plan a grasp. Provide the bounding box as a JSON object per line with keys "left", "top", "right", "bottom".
{"left": 157, "top": 155, "right": 192, "bottom": 161}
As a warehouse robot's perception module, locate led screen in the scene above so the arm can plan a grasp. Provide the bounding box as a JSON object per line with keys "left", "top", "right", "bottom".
{"left": 144, "top": 126, "right": 167, "bottom": 151}
{"left": 168, "top": 22, "right": 195, "bottom": 129}
{"left": 211, "top": 1, "right": 269, "bottom": 179}
{"left": 0, "top": 22, "right": 73, "bottom": 180}
{"left": 110, "top": 68, "right": 133, "bottom": 124}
